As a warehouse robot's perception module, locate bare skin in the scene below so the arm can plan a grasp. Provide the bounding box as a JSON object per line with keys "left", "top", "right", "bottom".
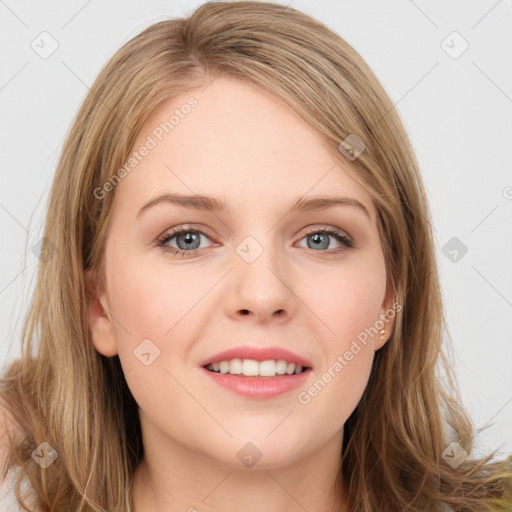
{"left": 87, "top": 77, "right": 395, "bottom": 512}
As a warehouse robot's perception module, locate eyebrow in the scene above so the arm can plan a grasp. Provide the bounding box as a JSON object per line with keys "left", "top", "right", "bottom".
{"left": 136, "top": 192, "right": 371, "bottom": 221}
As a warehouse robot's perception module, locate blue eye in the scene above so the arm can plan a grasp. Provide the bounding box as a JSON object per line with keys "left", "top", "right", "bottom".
{"left": 156, "top": 224, "right": 354, "bottom": 258}
{"left": 298, "top": 226, "right": 353, "bottom": 251}
{"left": 156, "top": 227, "right": 212, "bottom": 258}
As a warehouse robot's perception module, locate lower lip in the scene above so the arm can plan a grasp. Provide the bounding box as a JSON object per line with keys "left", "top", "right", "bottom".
{"left": 200, "top": 367, "right": 312, "bottom": 399}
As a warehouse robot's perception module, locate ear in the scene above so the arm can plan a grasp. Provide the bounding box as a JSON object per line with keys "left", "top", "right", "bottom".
{"left": 85, "top": 269, "right": 118, "bottom": 357}
{"left": 374, "top": 280, "right": 398, "bottom": 351}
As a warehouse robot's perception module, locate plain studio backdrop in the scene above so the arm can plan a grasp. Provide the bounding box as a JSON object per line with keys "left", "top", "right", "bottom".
{"left": 1, "top": 0, "right": 511, "bottom": 461}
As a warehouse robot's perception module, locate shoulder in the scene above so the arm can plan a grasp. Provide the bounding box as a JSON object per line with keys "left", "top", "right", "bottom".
{"left": 0, "top": 399, "right": 16, "bottom": 512}
{"left": 0, "top": 395, "right": 22, "bottom": 470}
{"left": 0, "top": 467, "right": 26, "bottom": 512}
{"left": 0, "top": 397, "right": 28, "bottom": 511}
{"left": 0, "top": 396, "right": 14, "bottom": 472}
{"left": 0, "top": 395, "right": 18, "bottom": 483}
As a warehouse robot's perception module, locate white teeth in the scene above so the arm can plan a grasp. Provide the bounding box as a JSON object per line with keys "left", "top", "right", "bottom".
{"left": 229, "top": 358, "right": 242, "bottom": 374}
{"left": 275, "top": 360, "right": 288, "bottom": 374}
{"left": 243, "top": 359, "right": 260, "bottom": 376}
{"left": 205, "top": 358, "right": 309, "bottom": 377}
{"left": 258, "top": 360, "right": 275, "bottom": 377}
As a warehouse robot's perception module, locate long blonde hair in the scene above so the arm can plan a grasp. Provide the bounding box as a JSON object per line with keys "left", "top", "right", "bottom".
{"left": 1, "top": 2, "right": 511, "bottom": 511}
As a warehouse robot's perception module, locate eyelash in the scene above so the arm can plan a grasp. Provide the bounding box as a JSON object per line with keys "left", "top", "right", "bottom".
{"left": 155, "top": 224, "right": 354, "bottom": 258}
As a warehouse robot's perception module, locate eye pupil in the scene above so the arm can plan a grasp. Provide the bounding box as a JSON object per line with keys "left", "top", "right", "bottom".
{"left": 308, "top": 233, "right": 329, "bottom": 250}
{"left": 177, "top": 232, "right": 200, "bottom": 250}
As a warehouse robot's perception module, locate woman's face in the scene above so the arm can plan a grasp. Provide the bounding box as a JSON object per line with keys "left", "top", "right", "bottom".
{"left": 88, "top": 76, "right": 395, "bottom": 470}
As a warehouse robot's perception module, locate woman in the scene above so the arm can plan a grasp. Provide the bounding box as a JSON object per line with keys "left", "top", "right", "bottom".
{"left": 1, "top": 2, "right": 511, "bottom": 511}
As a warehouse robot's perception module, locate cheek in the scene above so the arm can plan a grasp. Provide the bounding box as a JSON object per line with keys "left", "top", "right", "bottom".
{"left": 297, "top": 256, "right": 384, "bottom": 414}
{"left": 105, "top": 246, "right": 211, "bottom": 340}
{"left": 298, "top": 271, "right": 380, "bottom": 432}
{"left": 102, "top": 240, "right": 219, "bottom": 407}
{"left": 103, "top": 253, "right": 210, "bottom": 417}
{"left": 306, "top": 257, "right": 386, "bottom": 347}
{"left": 297, "top": 342, "right": 374, "bottom": 449}
{"left": 311, "top": 341, "right": 375, "bottom": 411}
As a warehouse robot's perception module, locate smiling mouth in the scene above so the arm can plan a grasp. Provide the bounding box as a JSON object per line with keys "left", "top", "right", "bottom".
{"left": 203, "top": 360, "right": 311, "bottom": 377}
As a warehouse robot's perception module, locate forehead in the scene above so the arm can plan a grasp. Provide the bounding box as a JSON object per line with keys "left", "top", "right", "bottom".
{"left": 113, "top": 77, "right": 375, "bottom": 220}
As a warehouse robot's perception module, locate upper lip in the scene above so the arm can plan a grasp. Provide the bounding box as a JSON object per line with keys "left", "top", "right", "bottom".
{"left": 200, "top": 346, "right": 313, "bottom": 368}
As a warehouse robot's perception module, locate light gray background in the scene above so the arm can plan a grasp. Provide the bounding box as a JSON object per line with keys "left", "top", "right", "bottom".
{"left": 1, "top": 0, "right": 511, "bottom": 459}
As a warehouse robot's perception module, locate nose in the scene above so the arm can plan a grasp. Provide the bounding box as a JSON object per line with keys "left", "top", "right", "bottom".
{"left": 224, "top": 237, "right": 298, "bottom": 324}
